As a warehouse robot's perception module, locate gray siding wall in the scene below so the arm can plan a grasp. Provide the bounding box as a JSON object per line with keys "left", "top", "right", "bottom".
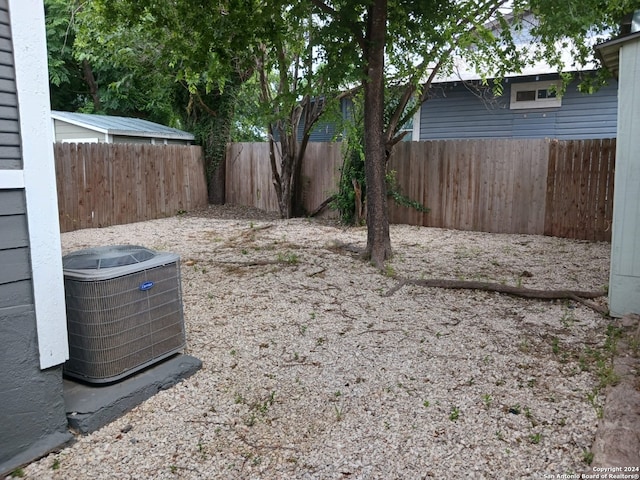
{"left": 0, "top": 189, "right": 32, "bottom": 308}
{"left": 305, "top": 121, "right": 340, "bottom": 142}
{"left": 295, "top": 97, "right": 351, "bottom": 142}
{"left": 0, "top": 191, "right": 68, "bottom": 475}
{"left": 53, "top": 119, "right": 104, "bottom": 142}
{"left": 0, "top": 5, "right": 19, "bottom": 168}
{"left": 0, "top": 1, "right": 70, "bottom": 475}
{"left": 420, "top": 74, "right": 618, "bottom": 140}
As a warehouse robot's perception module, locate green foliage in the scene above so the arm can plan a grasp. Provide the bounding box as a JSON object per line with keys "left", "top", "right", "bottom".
{"left": 331, "top": 93, "right": 428, "bottom": 225}
{"left": 386, "top": 170, "right": 430, "bottom": 215}
{"left": 10, "top": 468, "right": 24, "bottom": 478}
{"left": 44, "top": 0, "right": 77, "bottom": 87}
{"left": 583, "top": 449, "right": 595, "bottom": 465}
{"left": 45, "top": 0, "right": 91, "bottom": 112}
{"left": 230, "top": 77, "right": 268, "bottom": 142}
{"left": 45, "top": 0, "right": 180, "bottom": 123}
{"left": 449, "top": 406, "right": 460, "bottom": 421}
{"left": 528, "top": 432, "right": 542, "bottom": 444}
{"left": 332, "top": 96, "right": 366, "bottom": 225}
{"left": 277, "top": 251, "right": 300, "bottom": 265}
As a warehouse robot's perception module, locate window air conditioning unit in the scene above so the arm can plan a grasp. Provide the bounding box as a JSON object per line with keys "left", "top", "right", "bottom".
{"left": 62, "top": 245, "right": 186, "bottom": 384}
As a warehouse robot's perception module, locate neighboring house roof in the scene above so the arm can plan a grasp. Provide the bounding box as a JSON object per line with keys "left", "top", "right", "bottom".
{"left": 435, "top": 12, "right": 606, "bottom": 84}
{"left": 51, "top": 111, "right": 195, "bottom": 141}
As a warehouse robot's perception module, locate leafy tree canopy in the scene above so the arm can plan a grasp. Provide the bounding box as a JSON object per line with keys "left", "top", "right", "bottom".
{"left": 309, "top": 0, "right": 636, "bottom": 266}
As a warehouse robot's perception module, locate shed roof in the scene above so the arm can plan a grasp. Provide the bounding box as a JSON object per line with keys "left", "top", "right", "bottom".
{"left": 51, "top": 111, "right": 195, "bottom": 141}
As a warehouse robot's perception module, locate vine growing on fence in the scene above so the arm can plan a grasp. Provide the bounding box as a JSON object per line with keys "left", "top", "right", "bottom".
{"left": 331, "top": 94, "right": 429, "bottom": 225}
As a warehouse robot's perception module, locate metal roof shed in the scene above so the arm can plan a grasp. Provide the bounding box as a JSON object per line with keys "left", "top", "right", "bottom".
{"left": 51, "top": 111, "right": 194, "bottom": 145}
{"left": 595, "top": 18, "right": 640, "bottom": 316}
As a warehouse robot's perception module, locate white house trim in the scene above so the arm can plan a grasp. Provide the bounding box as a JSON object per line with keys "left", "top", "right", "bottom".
{"left": 411, "top": 109, "right": 421, "bottom": 141}
{"left": 9, "top": 0, "right": 69, "bottom": 369}
{"left": 61, "top": 138, "right": 99, "bottom": 144}
{"left": 607, "top": 35, "right": 640, "bottom": 316}
{"left": 0, "top": 169, "right": 24, "bottom": 189}
{"left": 509, "top": 79, "right": 562, "bottom": 110}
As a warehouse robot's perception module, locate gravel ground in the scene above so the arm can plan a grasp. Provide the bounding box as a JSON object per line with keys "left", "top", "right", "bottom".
{"left": 19, "top": 205, "right": 616, "bottom": 479}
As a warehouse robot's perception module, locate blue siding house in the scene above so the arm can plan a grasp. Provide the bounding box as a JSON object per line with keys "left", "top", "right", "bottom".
{"left": 417, "top": 73, "right": 618, "bottom": 141}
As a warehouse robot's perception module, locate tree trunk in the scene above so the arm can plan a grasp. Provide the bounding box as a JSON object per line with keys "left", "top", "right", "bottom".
{"left": 208, "top": 159, "right": 225, "bottom": 205}
{"left": 362, "top": 0, "right": 391, "bottom": 268}
{"left": 184, "top": 83, "right": 239, "bottom": 205}
{"left": 291, "top": 147, "right": 307, "bottom": 217}
{"left": 272, "top": 123, "right": 296, "bottom": 219}
{"left": 82, "top": 59, "right": 101, "bottom": 112}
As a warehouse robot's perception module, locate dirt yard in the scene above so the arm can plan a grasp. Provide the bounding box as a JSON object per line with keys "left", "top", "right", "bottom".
{"left": 20, "top": 205, "right": 633, "bottom": 479}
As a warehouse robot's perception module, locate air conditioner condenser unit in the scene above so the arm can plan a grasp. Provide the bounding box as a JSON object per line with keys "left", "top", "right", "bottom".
{"left": 62, "top": 245, "right": 186, "bottom": 384}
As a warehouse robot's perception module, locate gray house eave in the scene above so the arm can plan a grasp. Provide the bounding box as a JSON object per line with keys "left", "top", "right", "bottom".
{"left": 595, "top": 30, "right": 640, "bottom": 77}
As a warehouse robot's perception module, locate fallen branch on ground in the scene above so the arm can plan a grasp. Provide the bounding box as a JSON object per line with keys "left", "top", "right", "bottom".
{"left": 218, "top": 259, "right": 289, "bottom": 267}
{"left": 384, "top": 278, "right": 609, "bottom": 315}
{"left": 309, "top": 195, "right": 336, "bottom": 217}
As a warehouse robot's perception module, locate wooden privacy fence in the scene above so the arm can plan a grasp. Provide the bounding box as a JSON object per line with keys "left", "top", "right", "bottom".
{"left": 388, "top": 139, "right": 549, "bottom": 235}
{"left": 55, "top": 143, "right": 208, "bottom": 232}
{"left": 544, "top": 139, "right": 616, "bottom": 240}
{"left": 226, "top": 138, "right": 615, "bottom": 241}
{"left": 226, "top": 142, "right": 344, "bottom": 215}
{"left": 388, "top": 138, "right": 615, "bottom": 241}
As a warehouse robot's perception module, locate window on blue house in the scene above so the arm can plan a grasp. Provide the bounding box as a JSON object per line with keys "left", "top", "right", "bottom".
{"left": 510, "top": 80, "right": 562, "bottom": 109}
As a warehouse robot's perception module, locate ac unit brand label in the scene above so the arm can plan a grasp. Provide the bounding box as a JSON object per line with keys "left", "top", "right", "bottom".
{"left": 139, "top": 281, "right": 154, "bottom": 291}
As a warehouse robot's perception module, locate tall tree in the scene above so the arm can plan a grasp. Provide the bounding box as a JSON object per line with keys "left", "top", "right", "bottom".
{"left": 73, "top": 0, "right": 341, "bottom": 209}
{"left": 70, "top": 0, "right": 261, "bottom": 203}
{"left": 255, "top": 1, "right": 329, "bottom": 218}
{"left": 360, "top": 0, "right": 391, "bottom": 266}
{"left": 45, "top": 0, "right": 179, "bottom": 123}
{"left": 311, "top": 0, "right": 634, "bottom": 268}
{"left": 247, "top": 2, "right": 351, "bottom": 218}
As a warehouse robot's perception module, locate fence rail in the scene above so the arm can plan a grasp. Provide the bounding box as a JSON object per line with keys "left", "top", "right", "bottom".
{"left": 55, "top": 143, "right": 208, "bottom": 232}
{"left": 226, "top": 138, "right": 615, "bottom": 241}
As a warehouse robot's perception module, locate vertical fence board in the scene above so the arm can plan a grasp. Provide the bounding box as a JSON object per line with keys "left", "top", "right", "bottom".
{"left": 425, "top": 141, "right": 439, "bottom": 227}
{"left": 188, "top": 146, "right": 207, "bottom": 210}
{"left": 76, "top": 144, "right": 89, "bottom": 228}
{"left": 529, "top": 139, "right": 549, "bottom": 235}
{"left": 116, "top": 145, "right": 129, "bottom": 226}
{"left": 91, "top": 143, "right": 108, "bottom": 228}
